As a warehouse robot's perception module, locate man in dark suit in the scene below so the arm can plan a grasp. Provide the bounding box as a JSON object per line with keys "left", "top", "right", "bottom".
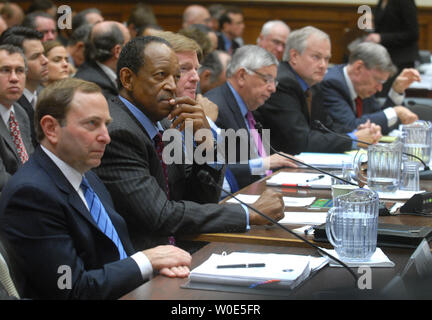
{"left": 0, "top": 78, "right": 191, "bottom": 300}
{"left": 205, "top": 45, "right": 297, "bottom": 189}
{"left": 0, "top": 26, "right": 49, "bottom": 147}
{"left": 216, "top": 6, "right": 244, "bottom": 55}
{"left": 94, "top": 36, "right": 285, "bottom": 251}
{"left": 0, "top": 45, "right": 34, "bottom": 191}
{"left": 74, "top": 21, "right": 130, "bottom": 100}
{"left": 321, "top": 42, "right": 419, "bottom": 135}
{"left": 254, "top": 26, "right": 382, "bottom": 155}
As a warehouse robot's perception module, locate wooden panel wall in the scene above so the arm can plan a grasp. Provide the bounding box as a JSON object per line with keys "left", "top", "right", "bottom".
{"left": 16, "top": 1, "right": 432, "bottom": 64}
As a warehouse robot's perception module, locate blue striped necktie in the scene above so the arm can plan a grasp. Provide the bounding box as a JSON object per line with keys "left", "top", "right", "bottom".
{"left": 80, "top": 177, "right": 128, "bottom": 260}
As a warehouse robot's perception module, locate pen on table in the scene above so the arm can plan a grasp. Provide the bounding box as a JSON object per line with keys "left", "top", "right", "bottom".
{"left": 304, "top": 226, "right": 315, "bottom": 235}
{"left": 216, "top": 263, "right": 266, "bottom": 269}
{"left": 306, "top": 175, "right": 325, "bottom": 182}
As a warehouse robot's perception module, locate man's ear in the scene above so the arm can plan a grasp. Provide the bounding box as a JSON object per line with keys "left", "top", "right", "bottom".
{"left": 201, "top": 69, "right": 211, "bottom": 82}
{"left": 289, "top": 49, "right": 299, "bottom": 66}
{"left": 237, "top": 68, "right": 248, "bottom": 87}
{"left": 119, "top": 67, "right": 134, "bottom": 91}
{"left": 113, "top": 44, "right": 122, "bottom": 60}
{"left": 40, "top": 115, "right": 61, "bottom": 145}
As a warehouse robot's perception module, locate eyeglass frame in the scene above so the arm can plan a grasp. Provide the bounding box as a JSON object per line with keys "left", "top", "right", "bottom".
{"left": 244, "top": 67, "right": 278, "bottom": 87}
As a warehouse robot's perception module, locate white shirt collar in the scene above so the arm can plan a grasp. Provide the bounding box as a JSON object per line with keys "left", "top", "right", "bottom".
{"left": 40, "top": 145, "right": 83, "bottom": 193}
{"left": 0, "top": 103, "right": 15, "bottom": 127}
{"left": 96, "top": 61, "right": 117, "bottom": 86}
{"left": 343, "top": 65, "right": 358, "bottom": 102}
{"left": 23, "top": 88, "right": 37, "bottom": 107}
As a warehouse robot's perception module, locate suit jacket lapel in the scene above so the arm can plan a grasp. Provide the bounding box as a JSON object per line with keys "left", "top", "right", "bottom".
{"left": 222, "top": 83, "right": 248, "bottom": 131}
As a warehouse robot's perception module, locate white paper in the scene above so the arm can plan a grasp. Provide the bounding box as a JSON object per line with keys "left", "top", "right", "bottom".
{"left": 296, "top": 152, "right": 353, "bottom": 169}
{"left": 377, "top": 190, "right": 426, "bottom": 200}
{"left": 279, "top": 211, "right": 327, "bottom": 225}
{"left": 189, "top": 252, "right": 328, "bottom": 289}
{"left": 226, "top": 194, "right": 316, "bottom": 207}
{"left": 266, "top": 172, "right": 332, "bottom": 189}
{"left": 321, "top": 248, "right": 395, "bottom": 268}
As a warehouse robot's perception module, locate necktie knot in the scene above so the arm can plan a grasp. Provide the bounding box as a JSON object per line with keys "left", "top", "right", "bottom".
{"left": 80, "top": 176, "right": 90, "bottom": 191}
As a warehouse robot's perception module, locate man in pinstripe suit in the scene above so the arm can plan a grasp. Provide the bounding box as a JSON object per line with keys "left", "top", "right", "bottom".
{"left": 94, "top": 36, "right": 285, "bottom": 251}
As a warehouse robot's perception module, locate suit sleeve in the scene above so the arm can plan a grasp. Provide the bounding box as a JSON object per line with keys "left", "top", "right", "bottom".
{"left": 0, "top": 185, "right": 144, "bottom": 300}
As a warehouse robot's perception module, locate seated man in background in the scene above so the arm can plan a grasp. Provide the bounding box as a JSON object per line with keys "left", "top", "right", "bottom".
{"left": 94, "top": 36, "right": 285, "bottom": 251}
{"left": 205, "top": 45, "right": 298, "bottom": 189}
{"left": 254, "top": 26, "right": 382, "bottom": 155}
{"left": 321, "top": 42, "right": 419, "bottom": 135}
{"left": 0, "top": 78, "right": 191, "bottom": 299}
{"left": 257, "top": 20, "right": 290, "bottom": 62}
{"left": 199, "top": 50, "right": 231, "bottom": 95}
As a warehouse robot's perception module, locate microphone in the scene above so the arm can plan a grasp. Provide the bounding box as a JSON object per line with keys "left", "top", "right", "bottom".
{"left": 313, "top": 120, "right": 432, "bottom": 180}
{"left": 254, "top": 121, "right": 357, "bottom": 186}
{"left": 197, "top": 170, "right": 359, "bottom": 284}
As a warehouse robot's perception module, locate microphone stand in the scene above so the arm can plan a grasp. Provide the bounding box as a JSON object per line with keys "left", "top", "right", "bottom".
{"left": 197, "top": 171, "right": 359, "bottom": 285}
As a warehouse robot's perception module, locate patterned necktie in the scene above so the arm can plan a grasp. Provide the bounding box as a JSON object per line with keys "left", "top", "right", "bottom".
{"left": 246, "top": 111, "right": 271, "bottom": 176}
{"left": 355, "top": 97, "right": 363, "bottom": 118}
{"left": 80, "top": 177, "right": 128, "bottom": 260}
{"left": 153, "top": 132, "right": 175, "bottom": 245}
{"left": 9, "top": 111, "right": 29, "bottom": 164}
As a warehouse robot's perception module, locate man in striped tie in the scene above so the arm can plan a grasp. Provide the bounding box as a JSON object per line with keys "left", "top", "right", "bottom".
{"left": 0, "top": 78, "right": 191, "bottom": 299}
{"left": 0, "top": 44, "right": 34, "bottom": 191}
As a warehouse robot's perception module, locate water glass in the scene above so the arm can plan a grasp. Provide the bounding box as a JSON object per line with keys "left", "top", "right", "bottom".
{"left": 326, "top": 188, "right": 379, "bottom": 262}
{"left": 401, "top": 121, "right": 432, "bottom": 166}
{"left": 400, "top": 161, "right": 420, "bottom": 191}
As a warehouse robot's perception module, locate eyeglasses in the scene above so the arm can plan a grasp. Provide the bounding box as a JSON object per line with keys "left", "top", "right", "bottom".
{"left": 245, "top": 68, "right": 278, "bottom": 87}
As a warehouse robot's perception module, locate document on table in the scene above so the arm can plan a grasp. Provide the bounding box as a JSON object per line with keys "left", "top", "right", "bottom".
{"left": 266, "top": 171, "right": 332, "bottom": 189}
{"left": 296, "top": 152, "right": 353, "bottom": 169}
{"left": 320, "top": 248, "right": 395, "bottom": 268}
{"left": 279, "top": 211, "right": 328, "bottom": 225}
{"left": 189, "top": 252, "right": 329, "bottom": 289}
{"left": 226, "top": 194, "right": 315, "bottom": 207}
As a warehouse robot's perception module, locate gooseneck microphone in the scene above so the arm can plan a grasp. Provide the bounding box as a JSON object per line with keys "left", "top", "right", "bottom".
{"left": 313, "top": 120, "right": 432, "bottom": 180}
{"left": 197, "top": 170, "right": 359, "bottom": 284}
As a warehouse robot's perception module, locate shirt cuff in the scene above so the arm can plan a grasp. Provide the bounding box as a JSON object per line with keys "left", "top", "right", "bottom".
{"left": 131, "top": 252, "right": 153, "bottom": 280}
{"left": 249, "top": 157, "right": 265, "bottom": 175}
{"left": 383, "top": 107, "right": 398, "bottom": 127}
{"left": 388, "top": 88, "right": 404, "bottom": 106}
{"left": 348, "top": 131, "right": 358, "bottom": 149}
{"left": 241, "top": 204, "right": 250, "bottom": 230}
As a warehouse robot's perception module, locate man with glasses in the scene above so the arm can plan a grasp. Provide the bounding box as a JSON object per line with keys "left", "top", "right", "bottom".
{"left": 254, "top": 26, "right": 382, "bottom": 155}
{"left": 257, "top": 20, "right": 290, "bottom": 62}
{"left": 205, "top": 45, "right": 297, "bottom": 189}
{"left": 321, "top": 42, "right": 419, "bottom": 135}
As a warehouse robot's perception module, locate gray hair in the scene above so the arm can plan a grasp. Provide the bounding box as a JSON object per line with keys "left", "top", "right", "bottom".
{"left": 283, "top": 26, "right": 330, "bottom": 62}
{"left": 0, "top": 44, "right": 28, "bottom": 74}
{"left": 348, "top": 41, "right": 397, "bottom": 76}
{"left": 226, "top": 45, "right": 278, "bottom": 78}
{"left": 259, "top": 20, "right": 290, "bottom": 37}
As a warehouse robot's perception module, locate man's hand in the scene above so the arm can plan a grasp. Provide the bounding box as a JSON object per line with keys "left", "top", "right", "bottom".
{"left": 263, "top": 153, "right": 299, "bottom": 170}
{"left": 393, "top": 106, "right": 418, "bottom": 124}
{"left": 392, "top": 68, "right": 421, "bottom": 94}
{"left": 249, "top": 188, "right": 284, "bottom": 225}
{"left": 355, "top": 122, "right": 382, "bottom": 147}
{"left": 142, "top": 245, "right": 192, "bottom": 278}
{"left": 364, "top": 33, "right": 381, "bottom": 43}
{"left": 197, "top": 93, "right": 218, "bottom": 123}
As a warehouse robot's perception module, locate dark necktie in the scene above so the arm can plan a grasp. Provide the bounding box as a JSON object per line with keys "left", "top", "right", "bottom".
{"left": 153, "top": 132, "right": 175, "bottom": 245}
{"left": 80, "top": 177, "right": 128, "bottom": 260}
{"left": 355, "top": 97, "right": 363, "bottom": 118}
{"left": 9, "top": 111, "right": 29, "bottom": 164}
{"left": 305, "top": 89, "right": 312, "bottom": 118}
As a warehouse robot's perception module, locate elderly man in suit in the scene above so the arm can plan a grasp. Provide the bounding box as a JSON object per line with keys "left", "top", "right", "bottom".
{"left": 74, "top": 21, "right": 130, "bottom": 100}
{"left": 0, "top": 27, "right": 49, "bottom": 147}
{"left": 94, "top": 36, "right": 285, "bottom": 251}
{"left": 0, "top": 78, "right": 191, "bottom": 299}
{"left": 254, "top": 26, "right": 382, "bottom": 155}
{"left": 0, "top": 44, "right": 34, "bottom": 191}
{"left": 321, "top": 42, "right": 419, "bottom": 135}
{"left": 205, "top": 45, "right": 297, "bottom": 189}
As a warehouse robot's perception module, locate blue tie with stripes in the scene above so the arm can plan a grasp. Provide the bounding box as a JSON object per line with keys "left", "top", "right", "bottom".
{"left": 80, "top": 177, "right": 128, "bottom": 260}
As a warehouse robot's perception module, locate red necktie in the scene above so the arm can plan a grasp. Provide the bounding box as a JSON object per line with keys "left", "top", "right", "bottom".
{"left": 9, "top": 111, "right": 28, "bottom": 164}
{"left": 355, "top": 97, "right": 363, "bottom": 118}
{"left": 154, "top": 131, "right": 175, "bottom": 246}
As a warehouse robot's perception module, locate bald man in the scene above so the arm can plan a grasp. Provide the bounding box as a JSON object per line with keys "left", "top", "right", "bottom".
{"left": 75, "top": 21, "right": 131, "bottom": 99}
{"left": 257, "top": 20, "right": 290, "bottom": 61}
{"left": 182, "top": 5, "right": 212, "bottom": 29}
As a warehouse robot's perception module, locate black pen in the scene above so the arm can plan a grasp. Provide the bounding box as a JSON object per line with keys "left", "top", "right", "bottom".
{"left": 217, "top": 263, "right": 266, "bottom": 269}
{"left": 306, "top": 175, "right": 325, "bottom": 182}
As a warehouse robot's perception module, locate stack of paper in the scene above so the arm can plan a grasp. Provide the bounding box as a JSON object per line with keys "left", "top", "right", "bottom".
{"left": 189, "top": 252, "right": 329, "bottom": 289}
{"left": 226, "top": 194, "right": 316, "bottom": 207}
{"left": 296, "top": 152, "right": 353, "bottom": 169}
{"left": 266, "top": 172, "right": 332, "bottom": 189}
{"left": 279, "top": 211, "right": 328, "bottom": 225}
{"left": 321, "top": 248, "right": 395, "bottom": 268}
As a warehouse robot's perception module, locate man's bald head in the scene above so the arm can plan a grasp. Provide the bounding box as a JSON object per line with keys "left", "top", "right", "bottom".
{"left": 182, "top": 5, "right": 212, "bottom": 29}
